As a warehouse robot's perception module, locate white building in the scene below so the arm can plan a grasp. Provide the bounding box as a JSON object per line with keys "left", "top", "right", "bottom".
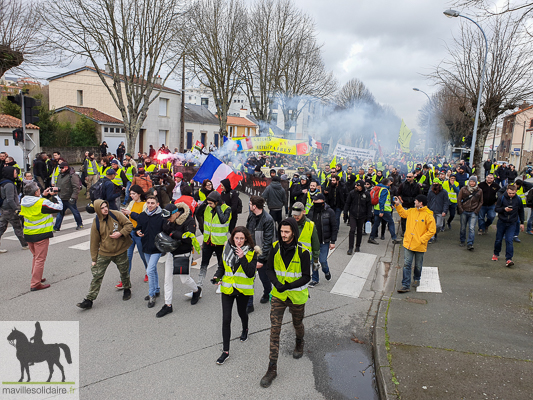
{"left": 48, "top": 66, "right": 182, "bottom": 154}
{"left": 0, "top": 114, "right": 40, "bottom": 166}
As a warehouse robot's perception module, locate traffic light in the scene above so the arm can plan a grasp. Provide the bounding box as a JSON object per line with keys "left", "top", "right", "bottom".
{"left": 12, "top": 128, "right": 24, "bottom": 144}
{"left": 24, "top": 96, "right": 41, "bottom": 125}
{"left": 7, "top": 94, "right": 22, "bottom": 106}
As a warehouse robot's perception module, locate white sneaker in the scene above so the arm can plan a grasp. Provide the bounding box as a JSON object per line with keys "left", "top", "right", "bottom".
{"left": 0, "top": 249, "right": 7, "bottom": 253}
{"left": 184, "top": 291, "right": 202, "bottom": 299}
{"left": 21, "top": 246, "right": 29, "bottom": 250}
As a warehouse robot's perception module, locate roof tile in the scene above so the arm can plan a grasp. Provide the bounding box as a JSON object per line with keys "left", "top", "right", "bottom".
{"left": 57, "top": 106, "right": 123, "bottom": 124}
{"left": 0, "top": 114, "right": 39, "bottom": 129}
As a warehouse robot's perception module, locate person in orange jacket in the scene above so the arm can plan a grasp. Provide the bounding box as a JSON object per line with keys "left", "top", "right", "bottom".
{"left": 393, "top": 194, "right": 436, "bottom": 293}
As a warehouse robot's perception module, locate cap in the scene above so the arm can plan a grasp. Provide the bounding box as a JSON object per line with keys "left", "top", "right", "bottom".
{"left": 125, "top": 153, "right": 132, "bottom": 158}
{"left": 300, "top": 176, "right": 307, "bottom": 181}
{"left": 111, "top": 160, "right": 119, "bottom": 165}
{"left": 106, "top": 168, "right": 117, "bottom": 176}
{"left": 469, "top": 175, "right": 478, "bottom": 184}
{"left": 59, "top": 162, "right": 69, "bottom": 168}
{"left": 355, "top": 180, "right": 365, "bottom": 187}
{"left": 292, "top": 202, "right": 305, "bottom": 216}
{"left": 174, "top": 172, "right": 183, "bottom": 179}
{"left": 313, "top": 193, "right": 326, "bottom": 201}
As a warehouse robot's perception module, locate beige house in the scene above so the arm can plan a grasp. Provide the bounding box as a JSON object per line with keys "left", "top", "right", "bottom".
{"left": 499, "top": 102, "right": 533, "bottom": 169}
{"left": 48, "top": 66, "right": 182, "bottom": 154}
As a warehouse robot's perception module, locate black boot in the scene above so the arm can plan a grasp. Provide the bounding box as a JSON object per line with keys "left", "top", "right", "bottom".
{"left": 240, "top": 328, "right": 248, "bottom": 342}
{"left": 191, "top": 287, "right": 202, "bottom": 305}
{"left": 260, "top": 361, "right": 278, "bottom": 388}
{"left": 76, "top": 299, "right": 93, "bottom": 309}
{"left": 293, "top": 338, "right": 304, "bottom": 359}
{"left": 347, "top": 249, "right": 353, "bottom": 255}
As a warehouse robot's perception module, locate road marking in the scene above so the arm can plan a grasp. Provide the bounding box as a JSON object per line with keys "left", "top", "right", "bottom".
{"left": 416, "top": 267, "right": 442, "bottom": 293}
{"left": 330, "top": 253, "right": 377, "bottom": 298}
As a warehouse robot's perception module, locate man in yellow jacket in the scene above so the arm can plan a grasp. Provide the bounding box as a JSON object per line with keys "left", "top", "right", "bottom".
{"left": 393, "top": 194, "right": 436, "bottom": 293}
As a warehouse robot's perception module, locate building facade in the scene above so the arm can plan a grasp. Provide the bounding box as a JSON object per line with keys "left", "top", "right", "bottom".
{"left": 499, "top": 103, "right": 533, "bottom": 170}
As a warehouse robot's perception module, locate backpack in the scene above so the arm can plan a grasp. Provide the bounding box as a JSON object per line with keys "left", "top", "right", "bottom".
{"left": 94, "top": 211, "right": 119, "bottom": 231}
{"left": 0, "top": 179, "right": 12, "bottom": 208}
{"left": 89, "top": 178, "right": 106, "bottom": 202}
{"left": 370, "top": 186, "right": 381, "bottom": 205}
{"left": 526, "top": 189, "right": 533, "bottom": 208}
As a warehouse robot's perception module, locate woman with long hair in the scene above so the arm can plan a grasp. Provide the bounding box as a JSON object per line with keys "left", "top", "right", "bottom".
{"left": 212, "top": 226, "right": 260, "bottom": 365}
{"left": 117, "top": 185, "right": 148, "bottom": 288}
{"left": 194, "top": 179, "right": 214, "bottom": 234}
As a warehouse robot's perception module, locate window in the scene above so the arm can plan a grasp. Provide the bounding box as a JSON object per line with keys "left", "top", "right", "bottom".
{"left": 530, "top": 119, "right": 533, "bottom": 128}
{"left": 159, "top": 98, "right": 169, "bottom": 116}
{"left": 189, "top": 96, "right": 193, "bottom": 100}
{"left": 104, "top": 127, "right": 108, "bottom": 133}
{"left": 271, "top": 112, "right": 278, "bottom": 124}
{"left": 214, "top": 133, "right": 219, "bottom": 147}
{"left": 159, "top": 130, "right": 167, "bottom": 145}
{"left": 201, "top": 131, "right": 207, "bottom": 146}
{"left": 109, "top": 128, "right": 114, "bottom": 133}
{"left": 121, "top": 128, "right": 125, "bottom": 133}
{"left": 201, "top": 98, "right": 209, "bottom": 108}
{"left": 187, "top": 131, "right": 193, "bottom": 149}
{"left": 77, "top": 90, "right": 83, "bottom": 106}
{"left": 229, "top": 126, "right": 233, "bottom": 136}
{"left": 4, "top": 139, "right": 8, "bottom": 146}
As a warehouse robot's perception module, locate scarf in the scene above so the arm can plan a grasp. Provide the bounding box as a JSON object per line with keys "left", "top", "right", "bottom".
{"left": 223, "top": 243, "right": 251, "bottom": 271}
{"left": 146, "top": 205, "right": 161, "bottom": 216}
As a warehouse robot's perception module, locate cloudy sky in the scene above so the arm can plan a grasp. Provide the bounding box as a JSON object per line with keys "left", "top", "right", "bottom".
{"left": 16, "top": 0, "right": 471, "bottom": 134}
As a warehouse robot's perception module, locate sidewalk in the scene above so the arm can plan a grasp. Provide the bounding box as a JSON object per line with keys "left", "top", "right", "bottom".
{"left": 375, "top": 219, "right": 533, "bottom": 400}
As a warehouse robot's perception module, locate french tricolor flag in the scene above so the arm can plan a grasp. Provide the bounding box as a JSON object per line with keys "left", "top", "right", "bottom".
{"left": 193, "top": 154, "right": 242, "bottom": 192}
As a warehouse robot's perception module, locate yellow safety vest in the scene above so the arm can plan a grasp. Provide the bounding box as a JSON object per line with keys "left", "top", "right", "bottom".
{"left": 52, "top": 166, "right": 60, "bottom": 185}
{"left": 374, "top": 187, "right": 392, "bottom": 212}
{"left": 298, "top": 220, "right": 315, "bottom": 252}
{"left": 125, "top": 166, "right": 134, "bottom": 182}
{"left": 198, "top": 190, "right": 207, "bottom": 203}
{"left": 203, "top": 203, "right": 231, "bottom": 245}
{"left": 270, "top": 241, "right": 309, "bottom": 305}
{"left": 442, "top": 180, "right": 459, "bottom": 204}
{"left": 145, "top": 164, "right": 157, "bottom": 173}
{"left": 220, "top": 247, "right": 255, "bottom": 296}
{"left": 20, "top": 198, "right": 54, "bottom": 236}
{"left": 86, "top": 160, "right": 97, "bottom": 175}
{"left": 112, "top": 169, "right": 123, "bottom": 186}
{"left": 99, "top": 166, "right": 110, "bottom": 179}
{"left": 517, "top": 187, "right": 526, "bottom": 204}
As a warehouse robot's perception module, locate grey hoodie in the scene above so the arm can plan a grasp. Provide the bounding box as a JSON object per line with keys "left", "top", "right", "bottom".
{"left": 262, "top": 180, "right": 287, "bottom": 210}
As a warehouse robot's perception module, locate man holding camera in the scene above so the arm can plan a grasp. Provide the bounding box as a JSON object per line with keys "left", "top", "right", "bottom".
{"left": 53, "top": 162, "right": 83, "bottom": 231}
{"left": 20, "top": 182, "right": 63, "bottom": 291}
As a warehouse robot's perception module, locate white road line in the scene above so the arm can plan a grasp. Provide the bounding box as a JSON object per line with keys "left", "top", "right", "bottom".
{"left": 330, "top": 253, "right": 377, "bottom": 299}
{"left": 416, "top": 267, "right": 442, "bottom": 293}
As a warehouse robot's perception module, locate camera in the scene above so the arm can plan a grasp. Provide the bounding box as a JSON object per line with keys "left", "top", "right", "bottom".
{"left": 210, "top": 277, "right": 220, "bottom": 285}
{"left": 52, "top": 187, "right": 61, "bottom": 192}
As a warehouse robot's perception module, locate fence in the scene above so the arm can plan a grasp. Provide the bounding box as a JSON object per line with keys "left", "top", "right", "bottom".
{"left": 41, "top": 147, "right": 100, "bottom": 164}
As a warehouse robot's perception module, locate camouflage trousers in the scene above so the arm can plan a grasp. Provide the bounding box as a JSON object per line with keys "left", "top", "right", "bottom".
{"left": 86, "top": 251, "right": 130, "bottom": 301}
{"left": 269, "top": 296, "right": 305, "bottom": 362}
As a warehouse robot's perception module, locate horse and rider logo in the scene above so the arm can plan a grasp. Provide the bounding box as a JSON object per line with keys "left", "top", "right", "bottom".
{"left": 6, "top": 322, "right": 73, "bottom": 383}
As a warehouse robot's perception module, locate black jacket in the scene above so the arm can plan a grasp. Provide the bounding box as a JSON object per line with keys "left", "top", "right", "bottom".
{"left": 495, "top": 192, "right": 524, "bottom": 224}
{"left": 398, "top": 180, "right": 421, "bottom": 209}
{"left": 246, "top": 210, "right": 275, "bottom": 264}
{"left": 131, "top": 208, "right": 164, "bottom": 254}
{"left": 483, "top": 160, "right": 492, "bottom": 172}
{"left": 262, "top": 180, "right": 286, "bottom": 210}
{"left": 33, "top": 159, "right": 48, "bottom": 182}
{"left": 161, "top": 206, "right": 196, "bottom": 255}
{"left": 344, "top": 188, "right": 372, "bottom": 220}
{"left": 507, "top": 169, "right": 518, "bottom": 183}
{"left": 324, "top": 181, "right": 345, "bottom": 210}
{"left": 478, "top": 181, "right": 500, "bottom": 207}
{"left": 307, "top": 203, "right": 338, "bottom": 244}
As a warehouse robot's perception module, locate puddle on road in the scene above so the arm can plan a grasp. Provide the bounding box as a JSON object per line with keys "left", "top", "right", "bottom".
{"left": 324, "top": 345, "right": 379, "bottom": 400}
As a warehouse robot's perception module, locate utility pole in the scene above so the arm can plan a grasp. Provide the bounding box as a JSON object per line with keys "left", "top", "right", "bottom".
{"left": 518, "top": 120, "right": 526, "bottom": 170}
{"left": 20, "top": 90, "right": 28, "bottom": 172}
{"left": 180, "top": 56, "right": 186, "bottom": 153}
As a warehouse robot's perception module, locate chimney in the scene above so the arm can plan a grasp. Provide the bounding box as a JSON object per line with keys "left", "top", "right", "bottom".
{"left": 239, "top": 108, "right": 247, "bottom": 118}
{"left": 519, "top": 100, "right": 530, "bottom": 110}
{"left": 104, "top": 64, "right": 111, "bottom": 74}
{"left": 154, "top": 75, "right": 162, "bottom": 85}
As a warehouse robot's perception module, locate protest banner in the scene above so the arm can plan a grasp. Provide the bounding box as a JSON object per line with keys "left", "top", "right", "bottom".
{"left": 333, "top": 144, "right": 376, "bottom": 160}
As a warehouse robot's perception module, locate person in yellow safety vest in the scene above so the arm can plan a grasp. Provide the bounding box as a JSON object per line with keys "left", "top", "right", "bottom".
{"left": 213, "top": 226, "right": 259, "bottom": 365}
{"left": 259, "top": 217, "right": 311, "bottom": 388}
{"left": 442, "top": 175, "right": 460, "bottom": 229}
{"left": 198, "top": 191, "right": 231, "bottom": 287}
{"left": 144, "top": 157, "right": 157, "bottom": 173}
{"left": 318, "top": 165, "right": 331, "bottom": 186}
{"left": 19, "top": 182, "right": 63, "bottom": 291}
{"left": 290, "top": 201, "right": 320, "bottom": 265}
{"left": 368, "top": 178, "right": 403, "bottom": 245}
{"left": 84, "top": 152, "right": 99, "bottom": 199}
{"left": 335, "top": 164, "right": 345, "bottom": 183}
{"left": 99, "top": 156, "right": 111, "bottom": 179}
{"left": 305, "top": 181, "right": 321, "bottom": 212}
{"left": 121, "top": 159, "right": 137, "bottom": 205}
{"left": 110, "top": 160, "right": 126, "bottom": 188}
{"left": 407, "top": 161, "right": 414, "bottom": 173}
{"left": 433, "top": 170, "right": 446, "bottom": 185}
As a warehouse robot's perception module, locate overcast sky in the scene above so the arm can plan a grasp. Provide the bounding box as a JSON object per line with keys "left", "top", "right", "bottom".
{"left": 15, "top": 0, "right": 470, "bottom": 134}
{"left": 291, "top": 0, "right": 467, "bottom": 133}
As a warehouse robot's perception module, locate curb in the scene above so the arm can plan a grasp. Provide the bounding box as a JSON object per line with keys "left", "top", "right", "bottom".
{"left": 373, "top": 242, "right": 401, "bottom": 400}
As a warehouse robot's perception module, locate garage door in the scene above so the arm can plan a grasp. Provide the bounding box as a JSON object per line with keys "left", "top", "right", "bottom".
{"left": 103, "top": 135, "right": 126, "bottom": 156}
{"left": 0, "top": 134, "right": 24, "bottom": 164}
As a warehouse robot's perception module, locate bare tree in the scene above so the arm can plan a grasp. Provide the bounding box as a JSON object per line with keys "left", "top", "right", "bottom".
{"left": 43, "top": 0, "right": 183, "bottom": 152}
{"left": 185, "top": 0, "right": 248, "bottom": 136}
{"left": 0, "top": 0, "right": 52, "bottom": 76}
{"left": 241, "top": 0, "right": 313, "bottom": 133}
{"left": 336, "top": 78, "right": 375, "bottom": 109}
{"left": 429, "top": 15, "right": 533, "bottom": 174}
{"left": 278, "top": 36, "right": 337, "bottom": 133}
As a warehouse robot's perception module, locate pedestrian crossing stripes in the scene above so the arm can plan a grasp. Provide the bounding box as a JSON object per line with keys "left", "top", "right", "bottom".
{"left": 416, "top": 267, "right": 442, "bottom": 293}
{"left": 330, "top": 253, "right": 377, "bottom": 298}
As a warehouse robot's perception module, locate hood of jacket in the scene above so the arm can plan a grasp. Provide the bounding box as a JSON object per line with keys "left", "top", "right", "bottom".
{"left": 93, "top": 199, "right": 110, "bottom": 219}
{"left": 1, "top": 166, "right": 15, "bottom": 181}
{"left": 279, "top": 216, "right": 300, "bottom": 243}
{"left": 21, "top": 195, "right": 42, "bottom": 207}
{"left": 174, "top": 202, "right": 191, "bottom": 225}
{"left": 220, "top": 178, "right": 232, "bottom": 192}
{"left": 270, "top": 180, "right": 282, "bottom": 189}
{"left": 206, "top": 190, "right": 222, "bottom": 203}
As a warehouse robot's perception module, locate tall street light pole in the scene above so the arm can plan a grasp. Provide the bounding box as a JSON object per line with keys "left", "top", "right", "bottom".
{"left": 444, "top": 9, "right": 488, "bottom": 174}
{"left": 413, "top": 88, "right": 431, "bottom": 153}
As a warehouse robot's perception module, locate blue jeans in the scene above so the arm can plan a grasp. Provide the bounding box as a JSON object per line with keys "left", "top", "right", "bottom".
{"left": 494, "top": 220, "right": 515, "bottom": 261}
{"left": 447, "top": 203, "right": 457, "bottom": 225}
{"left": 122, "top": 181, "right": 132, "bottom": 205}
{"left": 514, "top": 219, "right": 521, "bottom": 237}
{"left": 144, "top": 252, "right": 161, "bottom": 296}
{"left": 127, "top": 232, "right": 148, "bottom": 272}
{"left": 312, "top": 243, "right": 331, "bottom": 282}
{"left": 459, "top": 211, "right": 476, "bottom": 245}
{"left": 478, "top": 204, "right": 496, "bottom": 232}
{"left": 527, "top": 210, "right": 533, "bottom": 232}
{"left": 370, "top": 210, "right": 396, "bottom": 240}
{"left": 334, "top": 208, "right": 342, "bottom": 230}
{"left": 54, "top": 200, "right": 83, "bottom": 230}
{"left": 401, "top": 248, "right": 424, "bottom": 288}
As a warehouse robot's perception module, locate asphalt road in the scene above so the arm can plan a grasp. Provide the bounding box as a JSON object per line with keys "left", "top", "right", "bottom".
{"left": 0, "top": 195, "right": 391, "bottom": 400}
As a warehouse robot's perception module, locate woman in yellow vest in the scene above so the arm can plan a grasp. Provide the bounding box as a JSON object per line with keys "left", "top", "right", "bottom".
{"left": 19, "top": 182, "right": 63, "bottom": 291}
{"left": 212, "top": 226, "right": 259, "bottom": 365}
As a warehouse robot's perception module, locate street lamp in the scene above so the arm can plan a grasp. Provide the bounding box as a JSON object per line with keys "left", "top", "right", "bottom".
{"left": 413, "top": 88, "right": 432, "bottom": 153}
{"left": 444, "top": 9, "right": 488, "bottom": 173}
